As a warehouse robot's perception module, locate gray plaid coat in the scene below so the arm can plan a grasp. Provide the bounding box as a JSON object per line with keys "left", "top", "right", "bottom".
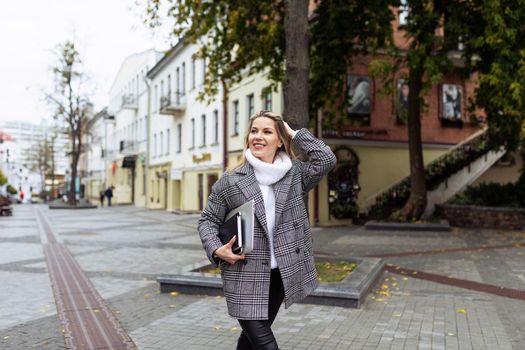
{"left": 198, "top": 129, "right": 336, "bottom": 320}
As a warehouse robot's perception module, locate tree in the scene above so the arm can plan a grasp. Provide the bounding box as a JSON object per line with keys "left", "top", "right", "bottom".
{"left": 363, "top": 0, "right": 479, "bottom": 220}
{"left": 29, "top": 131, "right": 58, "bottom": 200}
{"left": 0, "top": 170, "right": 7, "bottom": 186}
{"left": 461, "top": 0, "right": 525, "bottom": 152}
{"left": 145, "top": 1, "right": 395, "bottom": 129}
{"left": 382, "top": 0, "right": 525, "bottom": 219}
{"left": 46, "top": 41, "right": 93, "bottom": 205}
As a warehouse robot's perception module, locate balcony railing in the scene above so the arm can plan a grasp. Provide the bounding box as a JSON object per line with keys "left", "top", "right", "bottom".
{"left": 160, "top": 92, "right": 186, "bottom": 116}
{"left": 121, "top": 94, "right": 138, "bottom": 110}
{"left": 119, "top": 140, "right": 139, "bottom": 155}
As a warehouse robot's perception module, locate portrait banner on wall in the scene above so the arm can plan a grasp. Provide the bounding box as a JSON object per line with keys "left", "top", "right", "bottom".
{"left": 347, "top": 75, "right": 371, "bottom": 125}
{"left": 441, "top": 84, "right": 463, "bottom": 121}
{"left": 395, "top": 79, "right": 409, "bottom": 124}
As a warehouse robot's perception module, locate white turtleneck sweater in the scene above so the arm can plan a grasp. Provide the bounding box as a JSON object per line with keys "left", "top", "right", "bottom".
{"left": 245, "top": 149, "right": 292, "bottom": 268}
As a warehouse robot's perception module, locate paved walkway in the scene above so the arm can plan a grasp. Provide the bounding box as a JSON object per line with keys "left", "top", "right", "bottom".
{"left": 0, "top": 204, "right": 524, "bottom": 349}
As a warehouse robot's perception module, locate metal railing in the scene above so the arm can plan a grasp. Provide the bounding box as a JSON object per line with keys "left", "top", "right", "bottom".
{"left": 366, "top": 128, "right": 492, "bottom": 219}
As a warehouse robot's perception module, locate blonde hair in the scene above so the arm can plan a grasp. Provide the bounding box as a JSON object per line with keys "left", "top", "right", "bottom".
{"left": 229, "top": 110, "right": 296, "bottom": 171}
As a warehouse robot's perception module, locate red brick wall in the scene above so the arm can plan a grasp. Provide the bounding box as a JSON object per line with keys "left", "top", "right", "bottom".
{"left": 322, "top": 55, "right": 482, "bottom": 146}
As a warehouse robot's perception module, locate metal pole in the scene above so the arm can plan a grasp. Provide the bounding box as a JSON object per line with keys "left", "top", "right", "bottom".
{"left": 144, "top": 76, "right": 151, "bottom": 208}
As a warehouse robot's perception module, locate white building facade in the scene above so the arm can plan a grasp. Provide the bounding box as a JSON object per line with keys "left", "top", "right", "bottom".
{"left": 147, "top": 42, "right": 224, "bottom": 211}
{"left": 106, "top": 49, "right": 163, "bottom": 206}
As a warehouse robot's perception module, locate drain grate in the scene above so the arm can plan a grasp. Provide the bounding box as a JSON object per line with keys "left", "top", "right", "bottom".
{"left": 385, "top": 265, "right": 525, "bottom": 301}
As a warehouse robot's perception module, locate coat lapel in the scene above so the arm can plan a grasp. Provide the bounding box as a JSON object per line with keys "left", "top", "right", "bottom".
{"left": 272, "top": 168, "right": 293, "bottom": 227}
{"left": 235, "top": 164, "right": 269, "bottom": 236}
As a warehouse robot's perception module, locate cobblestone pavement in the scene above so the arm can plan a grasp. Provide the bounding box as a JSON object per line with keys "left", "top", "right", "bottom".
{"left": 1, "top": 204, "right": 524, "bottom": 349}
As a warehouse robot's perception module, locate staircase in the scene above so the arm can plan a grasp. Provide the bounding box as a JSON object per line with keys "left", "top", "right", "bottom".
{"left": 366, "top": 128, "right": 506, "bottom": 219}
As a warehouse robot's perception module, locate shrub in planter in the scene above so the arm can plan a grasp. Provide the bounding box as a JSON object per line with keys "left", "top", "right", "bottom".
{"left": 450, "top": 182, "right": 519, "bottom": 207}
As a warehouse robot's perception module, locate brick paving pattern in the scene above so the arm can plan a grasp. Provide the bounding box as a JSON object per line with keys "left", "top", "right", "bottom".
{"left": 0, "top": 204, "right": 524, "bottom": 349}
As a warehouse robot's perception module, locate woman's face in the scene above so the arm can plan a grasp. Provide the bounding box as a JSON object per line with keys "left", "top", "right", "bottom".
{"left": 248, "top": 116, "right": 283, "bottom": 163}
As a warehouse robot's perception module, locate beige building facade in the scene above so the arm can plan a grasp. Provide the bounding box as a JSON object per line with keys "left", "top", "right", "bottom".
{"left": 147, "top": 41, "right": 224, "bottom": 212}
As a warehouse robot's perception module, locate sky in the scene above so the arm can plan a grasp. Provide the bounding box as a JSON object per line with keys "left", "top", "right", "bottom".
{"left": 0, "top": 0, "right": 172, "bottom": 124}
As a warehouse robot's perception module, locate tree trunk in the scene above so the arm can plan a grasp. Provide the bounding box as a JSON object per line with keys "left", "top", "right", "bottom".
{"left": 68, "top": 153, "right": 78, "bottom": 205}
{"left": 400, "top": 68, "right": 427, "bottom": 220}
{"left": 283, "top": 0, "right": 309, "bottom": 129}
{"left": 68, "top": 132, "right": 81, "bottom": 206}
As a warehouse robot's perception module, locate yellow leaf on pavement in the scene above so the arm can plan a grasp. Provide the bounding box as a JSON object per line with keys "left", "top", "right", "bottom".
{"left": 456, "top": 309, "right": 466, "bottom": 314}
{"left": 170, "top": 291, "right": 179, "bottom": 297}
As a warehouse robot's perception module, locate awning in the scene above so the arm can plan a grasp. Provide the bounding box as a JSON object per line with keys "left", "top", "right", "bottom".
{"left": 122, "top": 156, "right": 136, "bottom": 168}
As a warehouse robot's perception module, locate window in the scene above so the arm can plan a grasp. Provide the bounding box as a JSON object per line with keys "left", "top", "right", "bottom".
{"left": 181, "top": 62, "right": 186, "bottom": 95}
{"left": 399, "top": 0, "right": 409, "bottom": 26}
{"left": 347, "top": 74, "right": 371, "bottom": 126}
{"left": 262, "top": 88, "right": 272, "bottom": 111}
{"left": 160, "top": 131, "right": 164, "bottom": 155}
{"left": 191, "top": 118, "right": 195, "bottom": 148}
{"left": 177, "top": 123, "right": 182, "bottom": 153}
{"left": 167, "top": 128, "right": 170, "bottom": 155}
{"left": 232, "top": 100, "right": 239, "bottom": 135}
{"left": 153, "top": 133, "right": 157, "bottom": 157}
{"left": 176, "top": 67, "right": 180, "bottom": 96}
{"left": 142, "top": 166, "right": 146, "bottom": 195}
{"left": 213, "top": 109, "right": 219, "bottom": 144}
{"left": 201, "top": 114, "right": 206, "bottom": 146}
{"left": 167, "top": 74, "right": 172, "bottom": 97}
{"left": 202, "top": 58, "right": 206, "bottom": 85}
{"left": 441, "top": 84, "right": 463, "bottom": 122}
{"left": 154, "top": 85, "right": 158, "bottom": 111}
{"left": 191, "top": 58, "right": 196, "bottom": 89}
{"left": 160, "top": 80, "right": 164, "bottom": 101}
{"left": 141, "top": 117, "right": 145, "bottom": 141}
{"left": 247, "top": 94, "right": 255, "bottom": 119}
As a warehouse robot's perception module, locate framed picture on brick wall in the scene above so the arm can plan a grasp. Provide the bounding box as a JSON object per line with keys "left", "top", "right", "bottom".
{"left": 347, "top": 75, "right": 371, "bottom": 126}
{"left": 441, "top": 84, "right": 463, "bottom": 121}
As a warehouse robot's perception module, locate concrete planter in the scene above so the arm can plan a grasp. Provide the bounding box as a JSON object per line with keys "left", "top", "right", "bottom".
{"left": 437, "top": 203, "right": 525, "bottom": 230}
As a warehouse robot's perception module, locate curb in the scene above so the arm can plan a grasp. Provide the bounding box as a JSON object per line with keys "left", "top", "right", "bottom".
{"left": 157, "top": 257, "right": 384, "bottom": 309}
{"left": 364, "top": 220, "right": 450, "bottom": 232}
{"left": 49, "top": 204, "right": 98, "bottom": 210}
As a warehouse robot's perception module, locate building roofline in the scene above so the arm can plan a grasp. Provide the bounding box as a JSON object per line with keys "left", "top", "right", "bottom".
{"left": 108, "top": 48, "right": 163, "bottom": 93}
{"left": 147, "top": 39, "right": 187, "bottom": 79}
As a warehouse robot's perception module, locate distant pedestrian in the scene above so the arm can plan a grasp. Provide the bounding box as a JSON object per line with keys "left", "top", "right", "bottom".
{"left": 19, "top": 191, "right": 24, "bottom": 203}
{"left": 104, "top": 186, "right": 114, "bottom": 206}
{"left": 99, "top": 190, "right": 105, "bottom": 207}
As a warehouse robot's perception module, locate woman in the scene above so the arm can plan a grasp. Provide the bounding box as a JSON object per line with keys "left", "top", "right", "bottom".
{"left": 198, "top": 110, "right": 336, "bottom": 349}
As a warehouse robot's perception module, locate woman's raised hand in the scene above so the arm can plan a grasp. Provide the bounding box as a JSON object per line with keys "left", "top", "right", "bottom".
{"left": 283, "top": 121, "right": 297, "bottom": 138}
{"left": 214, "top": 236, "right": 246, "bottom": 265}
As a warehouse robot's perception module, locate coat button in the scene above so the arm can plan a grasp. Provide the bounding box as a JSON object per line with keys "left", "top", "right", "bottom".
{"left": 242, "top": 260, "right": 248, "bottom": 265}
{"left": 262, "top": 261, "right": 268, "bottom": 266}
{"left": 295, "top": 248, "right": 300, "bottom": 254}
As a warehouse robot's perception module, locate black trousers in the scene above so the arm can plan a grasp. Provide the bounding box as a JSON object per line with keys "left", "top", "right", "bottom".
{"left": 236, "top": 268, "right": 285, "bottom": 350}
